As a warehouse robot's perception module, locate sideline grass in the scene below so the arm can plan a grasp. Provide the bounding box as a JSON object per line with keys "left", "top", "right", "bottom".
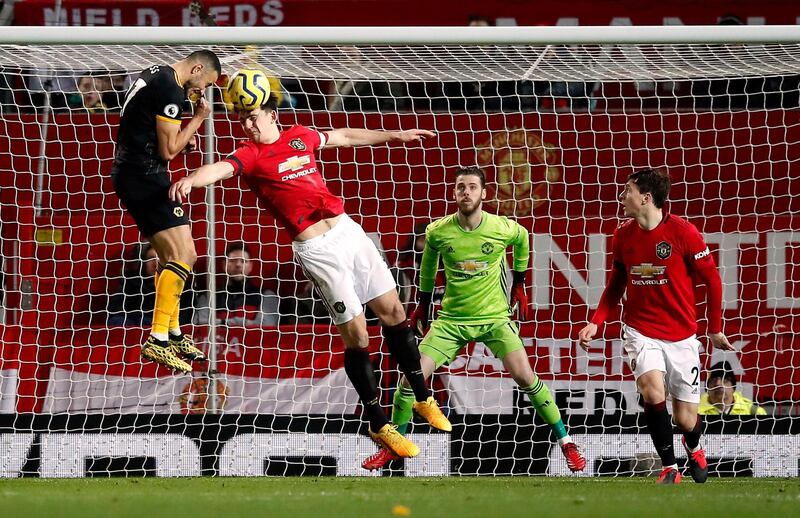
{"left": 2, "top": 477, "right": 798, "bottom": 518}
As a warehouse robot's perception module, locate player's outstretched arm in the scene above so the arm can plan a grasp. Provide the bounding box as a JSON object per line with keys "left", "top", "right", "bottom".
{"left": 325, "top": 128, "right": 435, "bottom": 148}
{"left": 156, "top": 97, "right": 212, "bottom": 161}
{"left": 169, "top": 161, "right": 235, "bottom": 203}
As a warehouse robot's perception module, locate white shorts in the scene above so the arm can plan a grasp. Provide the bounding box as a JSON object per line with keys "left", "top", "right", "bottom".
{"left": 292, "top": 214, "right": 396, "bottom": 325}
{"left": 622, "top": 325, "right": 702, "bottom": 404}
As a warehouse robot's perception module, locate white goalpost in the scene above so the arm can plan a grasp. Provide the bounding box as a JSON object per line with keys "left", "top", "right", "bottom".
{"left": 0, "top": 25, "right": 799, "bottom": 478}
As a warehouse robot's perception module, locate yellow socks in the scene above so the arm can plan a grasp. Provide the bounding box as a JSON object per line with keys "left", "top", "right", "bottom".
{"left": 151, "top": 261, "right": 190, "bottom": 339}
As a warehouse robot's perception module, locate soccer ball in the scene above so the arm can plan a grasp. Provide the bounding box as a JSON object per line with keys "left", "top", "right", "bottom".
{"left": 226, "top": 68, "right": 271, "bottom": 111}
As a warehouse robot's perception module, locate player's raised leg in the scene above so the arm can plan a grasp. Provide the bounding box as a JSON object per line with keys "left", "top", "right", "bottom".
{"left": 501, "top": 347, "right": 586, "bottom": 472}
{"left": 338, "top": 312, "right": 419, "bottom": 458}
{"left": 363, "top": 317, "right": 475, "bottom": 471}
{"left": 362, "top": 352, "right": 439, "bottom": 471}
{"left": 367, "top": 287, "right": 450, "bottom": 433}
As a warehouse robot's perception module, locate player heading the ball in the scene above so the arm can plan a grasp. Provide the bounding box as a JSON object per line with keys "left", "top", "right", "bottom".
{"left": 170, "top": 78, "right": 449, "bottom": 459}
{"left": 112, "top": 50, "right": 221, "bottom": 374}
{"left": 578, "top": 168, "right": 734, "bottom": 484}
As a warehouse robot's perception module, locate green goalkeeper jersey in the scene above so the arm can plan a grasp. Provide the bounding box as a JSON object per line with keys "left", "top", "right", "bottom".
{"left": 420, "top": 211, "right": 530, "bottom": 323}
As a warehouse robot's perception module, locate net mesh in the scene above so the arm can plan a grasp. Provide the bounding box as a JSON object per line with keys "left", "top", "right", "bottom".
{"left": 0, "top": 38, "right": 798, "bottom": 478}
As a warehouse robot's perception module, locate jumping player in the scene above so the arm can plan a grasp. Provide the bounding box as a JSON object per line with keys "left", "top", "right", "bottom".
{"left": 112, "top": 50, "right": 221, "bottom": 373}
{"left": 169, "top": 92, "right": 450, "bottom": 458}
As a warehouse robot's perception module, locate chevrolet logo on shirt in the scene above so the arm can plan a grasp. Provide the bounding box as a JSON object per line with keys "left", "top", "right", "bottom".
{"left": 630, "top": 263, "right": 666, "bottom": 278}
{"left": 278, "top": 155, "right": 311, "bottom": 173}
{"left": 455, "top": 260, "right": 488, "bottom": 272}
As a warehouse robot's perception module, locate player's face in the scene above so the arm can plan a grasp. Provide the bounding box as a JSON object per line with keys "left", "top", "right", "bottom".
{"left": 225, "top": 249, "right": 251, "bottom": 281}
{"left": 455, "top": 174, "right": 486, "bottom": 215}
{"left": 707, "top": 378, "right": 735, "bottom": 406}
{"left": 619, "top": 180, "right": 650, "bottom": 217}
{"left": 184, "top": 64, "right": 219, "bottom": 100}
{"left": 239, "top": 108, "right": 277, "bottom": 142}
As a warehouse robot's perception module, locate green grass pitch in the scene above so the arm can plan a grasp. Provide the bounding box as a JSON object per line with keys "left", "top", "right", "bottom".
{"left": 2, "top": 477, "right": 798, "bottom": 518}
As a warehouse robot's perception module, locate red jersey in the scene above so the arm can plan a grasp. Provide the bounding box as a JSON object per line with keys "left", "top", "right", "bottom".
{"left": 222, "top": 125, "right": 344, "bottom": 238}
{"left": 591, "top": 213, "right": 723, "bottom": 341}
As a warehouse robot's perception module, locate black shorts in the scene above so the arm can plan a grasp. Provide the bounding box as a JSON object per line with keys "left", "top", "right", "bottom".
{"left": 112, "top": 171, "right": 189, "bottom": 238}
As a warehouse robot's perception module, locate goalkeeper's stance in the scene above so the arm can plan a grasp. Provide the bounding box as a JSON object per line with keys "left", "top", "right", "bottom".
{"left": 362, "top": 166, "right": 586, "bottom": 472}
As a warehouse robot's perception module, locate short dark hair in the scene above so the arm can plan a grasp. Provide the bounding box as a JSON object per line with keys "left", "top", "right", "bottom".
{"left": 225, "top": 241, "right": 251, "bottom": 257}
{"left": 708, "top": 361, "right": 737, "bottom": 386}
{"left": 187, "top": 49, "right": 222, "bottom": 76}
{"left": 627, "top": 168, "right": 671, "bottom": 209}
{"left": 454, "top": 166, "right": 486, "bottom": 188}
{"left": 259, "top": 92, "right": 280, "bottom": 112}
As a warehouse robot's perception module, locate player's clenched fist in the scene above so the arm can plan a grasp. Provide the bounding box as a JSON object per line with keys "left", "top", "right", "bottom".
{"left": 194, "top": 97, "right": 212, "bottom": 119}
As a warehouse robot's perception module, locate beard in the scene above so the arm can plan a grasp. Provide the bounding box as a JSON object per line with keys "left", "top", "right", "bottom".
{"left": 458, "top": 199, "right": 481, "bottom": 216}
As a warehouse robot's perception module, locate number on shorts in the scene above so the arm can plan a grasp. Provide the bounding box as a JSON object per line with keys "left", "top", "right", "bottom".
{"left": 690, "top": 366, "right": 699, "bottom": 386}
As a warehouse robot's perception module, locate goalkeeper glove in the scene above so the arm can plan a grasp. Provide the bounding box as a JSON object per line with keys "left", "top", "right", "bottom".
{"left": 510, "top": 270, "right": 529, "bottom": 321}
{"left": 410, "top": 291, "right": 433, "bottom": 338}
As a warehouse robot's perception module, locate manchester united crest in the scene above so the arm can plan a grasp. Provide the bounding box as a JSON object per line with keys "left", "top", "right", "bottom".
{"left": 476, "top": 128, "right": 561, "bottom": 217}
{"left": 289, "top": 138, "right": 307, "bottom": 151}
{"left": 655, "top": 241, "right": 672, "bottom": 260}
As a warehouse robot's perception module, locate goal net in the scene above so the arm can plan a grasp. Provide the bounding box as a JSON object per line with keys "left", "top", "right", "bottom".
{"left": 1, "top": 26, "right": 799, "bottom": 478}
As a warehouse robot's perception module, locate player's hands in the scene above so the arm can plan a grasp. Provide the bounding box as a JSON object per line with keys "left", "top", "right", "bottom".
{"left": 194, "top": 97, "right": 211, "bottom": 119}
{"left": 410, "top": 291, "right": 433, "bottom": 338}
{"left": 510, "top": 280, "right": 529, "bottom": 321}
{"left": 410, "top": 305, "right": 429, "bottom": 338}
{"left": 577, "top": 323, "right": 598, "bottom": 351}
{"left": 395, "top": 129, "right": 435, "bottom": 143}
{"left": 169, "top": 176, "right": 195, "bottom": 203}
{"left": 709, "top": 332, "right": 735, "bottom": 351}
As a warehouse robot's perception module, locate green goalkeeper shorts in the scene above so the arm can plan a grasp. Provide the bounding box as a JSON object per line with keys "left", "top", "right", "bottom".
{"left": 419, "top": 319, "right": 525, "bottom": 368}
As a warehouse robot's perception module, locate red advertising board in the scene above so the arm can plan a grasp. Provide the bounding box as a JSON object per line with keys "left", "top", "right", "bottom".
{"left": 13, "top": 0, "right": 800, "bottom": 27}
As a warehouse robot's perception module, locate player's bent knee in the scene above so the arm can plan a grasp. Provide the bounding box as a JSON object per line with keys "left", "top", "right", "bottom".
{"left": 675, "top": 417, "right": 695, "bottom": 432}
{"left": 376, "top": 302, "right": 406, "bottom": 327}
{"left": 638, "top": 384, "right": 666, "bottom": 405}
{"left": 672, "top": 407, "right": 698, "bottom": 431}
{"left": 182, "top": 247, "right": 198, "bottom": 267}
{"left": 339, "top": 322, "right": 371, "bottom": 349}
